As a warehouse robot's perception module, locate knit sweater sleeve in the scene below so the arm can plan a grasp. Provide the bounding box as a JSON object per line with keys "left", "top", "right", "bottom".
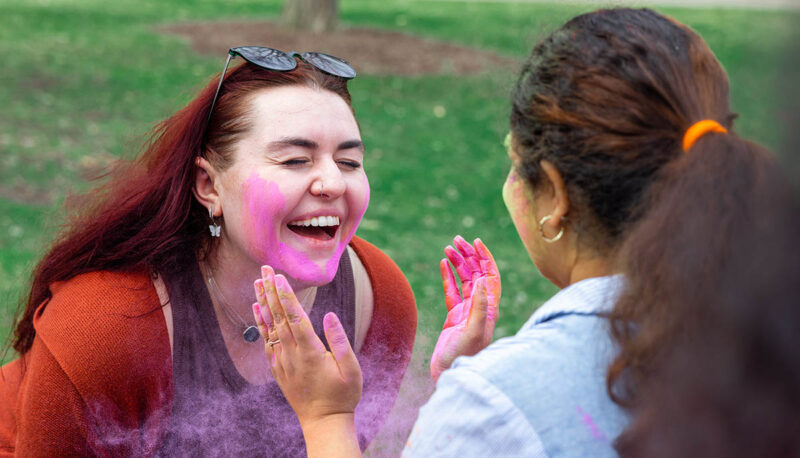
{"left": 12, "top": 271, "right": 173, "bottom": 457}
{"left": 348, "top": 236, "right": 417, "bottom": 449}
{"left": 14, "top": 336, "right": 95, "bottom": 457}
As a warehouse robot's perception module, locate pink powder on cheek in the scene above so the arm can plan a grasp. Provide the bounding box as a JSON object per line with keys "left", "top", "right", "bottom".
{"left": 243, "top": 174, "right": 328, "bottom": 283}
{"left": 325, "top": 173, "right": 370, "bottom": 277}
{"left": 243, "top": 174, "right": 283, "bottom": 263}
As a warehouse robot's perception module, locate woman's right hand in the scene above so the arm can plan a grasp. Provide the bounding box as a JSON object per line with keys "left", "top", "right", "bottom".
{"left": 252, "top": 266, "right": 362, "bottom": 457}
{"left": 430, "top": 236, "right": 501, "bottom": 382}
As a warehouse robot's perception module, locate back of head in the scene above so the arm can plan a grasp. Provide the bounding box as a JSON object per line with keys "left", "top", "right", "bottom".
{"left": 510, "top": 8, "right": 731, "bottom": 252}
{"left": 10, "top": 58, "right": 353, "bottom": 356}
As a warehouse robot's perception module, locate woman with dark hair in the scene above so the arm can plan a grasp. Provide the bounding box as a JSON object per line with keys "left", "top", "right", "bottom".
{"left": 248, "top": 8, "right": 783, "bottom": 457}
{"left": 0, "top": 48, "right": 416, "bottom": 456}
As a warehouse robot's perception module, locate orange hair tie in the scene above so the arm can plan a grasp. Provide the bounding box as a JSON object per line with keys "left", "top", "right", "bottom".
{"left": 682, "top": 119, "right": 728, "bottom": 152}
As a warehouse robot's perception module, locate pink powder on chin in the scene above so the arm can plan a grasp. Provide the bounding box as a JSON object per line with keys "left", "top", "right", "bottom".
{"left": 243, "top": 172, "right": 369, "bottom": 285}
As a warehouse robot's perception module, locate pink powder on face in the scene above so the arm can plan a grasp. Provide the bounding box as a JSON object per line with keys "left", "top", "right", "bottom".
{"left": 242, "top": 172, "right": 369, "bottom": 286}
{"left": 324, "top": 173, "right": 369, "bottom": 277}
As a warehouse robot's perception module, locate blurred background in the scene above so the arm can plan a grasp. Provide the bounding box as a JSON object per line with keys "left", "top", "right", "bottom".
{"left": 0, "top": 0, "right": 797, "bottom": 454}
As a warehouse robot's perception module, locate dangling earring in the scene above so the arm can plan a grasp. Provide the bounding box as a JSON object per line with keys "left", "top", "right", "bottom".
{"left": 209, "top": 206, "right": 221, "bottom": 237}
{"left": 538, "top": 215, "right": 564, "bottom": 243}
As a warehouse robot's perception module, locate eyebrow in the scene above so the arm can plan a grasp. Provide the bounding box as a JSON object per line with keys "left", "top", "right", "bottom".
{"left": 268, "top": 137, "right": 364, "bottom": 152}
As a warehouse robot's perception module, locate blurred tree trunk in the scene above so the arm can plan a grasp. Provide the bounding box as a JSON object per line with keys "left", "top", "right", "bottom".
{"left": 282, "top": 0, "right": 338, "bottom": 33}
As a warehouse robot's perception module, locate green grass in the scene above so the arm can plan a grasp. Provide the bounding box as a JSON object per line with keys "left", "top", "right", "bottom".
{"left": 0, "top": 0, "right": 796, "bottom": 365}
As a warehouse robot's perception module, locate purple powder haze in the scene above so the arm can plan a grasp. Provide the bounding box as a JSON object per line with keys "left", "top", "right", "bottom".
{"left": 362, "top": 335, "right": 436, "bottom": 456}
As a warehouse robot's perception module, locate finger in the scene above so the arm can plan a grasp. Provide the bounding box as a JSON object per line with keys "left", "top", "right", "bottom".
{"left": 255, "top": 279, "right": 282, "bottom": 361}
{"left": 444, "top": 245, "right": 472, "bottom": 282}
{"left": 275, "top": 274, "right": 325, "bottom": 352}
{"left": 261, "top": 266, "right": 296, "bottom": 350}
{"left": 440, "top": 258, "right": 460, "bottom": 311}
{"left": 454, "top": 234, "right": 477, "bottom": 258}
{"left": 474, "top": 238, "right": 499, "bottom": 278}
{"left": 444, "top": 245, "right": 471, "bottom": 294}
{"left": 252, "top": 302, "right": 276, "bottom": 361}
{"left": 254, "top": 279, "right": 275, "bottom": 338}
{"left": 252, "top": 301, "right": 270, "bottom": 341}
{"left": 465, "top": 277, "right": 489, "bottom": 341}
{"left": 323, "top": 312, "right": 362, "bottom": 383}
{"left": 474, "top": 238, "right": 502, "bottom": 306}
{"left": 454, "top": 235, "right": 481, "bottom": 278}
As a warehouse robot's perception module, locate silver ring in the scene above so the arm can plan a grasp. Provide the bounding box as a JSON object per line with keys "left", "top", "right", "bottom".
{"left": 268, "top": 339, "right": 281, "bottom": 348}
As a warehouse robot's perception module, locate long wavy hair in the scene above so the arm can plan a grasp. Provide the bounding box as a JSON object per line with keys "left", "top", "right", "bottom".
{"left": 10, "top": 59, "right": 352, "bottom": 356}
{"left": 509, "top": 8, "right": 774, "bottom": 408}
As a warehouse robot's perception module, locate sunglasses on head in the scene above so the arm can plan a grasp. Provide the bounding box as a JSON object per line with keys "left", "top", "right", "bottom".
{"left": 206, "top": 46, "right": 357, "bottom": 127}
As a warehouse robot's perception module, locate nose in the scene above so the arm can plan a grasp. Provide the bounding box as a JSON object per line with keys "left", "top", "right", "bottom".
{"left": 311, "top": 159, "right": 346, "bottom": 199}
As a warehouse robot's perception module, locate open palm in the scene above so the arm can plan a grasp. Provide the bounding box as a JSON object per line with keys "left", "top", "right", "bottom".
{"left": 430, "top": 236, "right": 501, "bottom": 382}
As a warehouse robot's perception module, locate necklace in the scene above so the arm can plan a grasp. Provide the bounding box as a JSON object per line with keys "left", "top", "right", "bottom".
{"left": 204, "top": 262, "right": 316, "bottom": 343}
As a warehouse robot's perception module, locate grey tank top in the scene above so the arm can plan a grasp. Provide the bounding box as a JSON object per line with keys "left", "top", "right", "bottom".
{"left": 157, "top": 255, "right": 355, "bottom": 457}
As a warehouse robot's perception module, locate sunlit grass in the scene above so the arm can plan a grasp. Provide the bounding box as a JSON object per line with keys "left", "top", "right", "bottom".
{"left": 1, "top": 0, "right": 796, "bottom": 366}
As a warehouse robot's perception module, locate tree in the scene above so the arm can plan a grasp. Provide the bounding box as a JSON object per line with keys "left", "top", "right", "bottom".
{"left": 282, "top": 0, "right": 338, "bottom": 33}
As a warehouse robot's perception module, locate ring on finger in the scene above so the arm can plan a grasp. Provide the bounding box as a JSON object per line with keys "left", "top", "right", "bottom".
{"left": 268, "top": 339, "right": 281, "bottom": 348}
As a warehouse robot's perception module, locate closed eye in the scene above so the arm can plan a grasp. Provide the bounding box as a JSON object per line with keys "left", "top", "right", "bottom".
{"left": 282, "top": 158, "right": 310, "bottom": 166}
{"left": 338, "top": 160, "right": 362, "bottom": 169}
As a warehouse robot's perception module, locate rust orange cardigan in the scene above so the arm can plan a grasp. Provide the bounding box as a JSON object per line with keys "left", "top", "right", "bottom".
{"left": 0, "top": 236, "right": 416, "bottom": 457}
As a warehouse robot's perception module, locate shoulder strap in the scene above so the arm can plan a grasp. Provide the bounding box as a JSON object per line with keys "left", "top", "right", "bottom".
{"left": 348, "top": 236, "right": 417, "bottom": 357}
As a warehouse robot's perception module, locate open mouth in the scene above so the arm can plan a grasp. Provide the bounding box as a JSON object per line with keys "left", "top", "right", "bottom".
{"left": 288, "top": 216, "right": 340, "bottom": 241}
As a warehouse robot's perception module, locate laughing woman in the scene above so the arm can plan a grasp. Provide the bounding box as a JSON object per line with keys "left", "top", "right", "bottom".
{"left": 0, "top": 48, "right": 416, "bottom": 456}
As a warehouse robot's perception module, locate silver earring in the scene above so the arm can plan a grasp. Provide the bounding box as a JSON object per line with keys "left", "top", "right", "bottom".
{"left": 209, "top": 206, "right": 221, "bottom": 237}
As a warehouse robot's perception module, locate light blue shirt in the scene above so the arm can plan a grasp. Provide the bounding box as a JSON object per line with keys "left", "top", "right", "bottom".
{"left": 403, "top": 275, "right": 629, "bottom": 457}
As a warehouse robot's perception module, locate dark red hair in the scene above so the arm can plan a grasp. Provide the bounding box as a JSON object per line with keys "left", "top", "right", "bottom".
{"left": 10, "top": 59, "right": 353, "bottom": 355}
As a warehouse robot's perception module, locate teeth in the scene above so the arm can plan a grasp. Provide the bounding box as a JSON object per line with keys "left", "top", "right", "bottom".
{"left": 289, "top": 216, "right": 340, "bottom": 227}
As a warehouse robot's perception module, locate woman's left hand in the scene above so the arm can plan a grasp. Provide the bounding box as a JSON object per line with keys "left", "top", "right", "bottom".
{"left": 430, "top": 236, "right": 501, "bottom": 382}
{"left": 252, "top": 266, "right": 362, "bottom": 441}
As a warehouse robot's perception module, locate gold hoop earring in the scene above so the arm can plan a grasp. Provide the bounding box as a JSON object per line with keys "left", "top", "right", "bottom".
{"left": 538, "top": 215, "right": 564, "bottom": 243}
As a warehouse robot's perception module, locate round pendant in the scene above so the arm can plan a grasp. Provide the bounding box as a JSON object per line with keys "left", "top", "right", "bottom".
{"left": 243, "top": 326, "right": 260, "bottom": 343}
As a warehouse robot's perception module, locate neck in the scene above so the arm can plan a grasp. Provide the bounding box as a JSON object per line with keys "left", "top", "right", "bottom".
{"left": 567, "top": 252, "right": 616, "bottom": 287}
{"left": 203, "top": 241, "right": 316, "bottom": 329}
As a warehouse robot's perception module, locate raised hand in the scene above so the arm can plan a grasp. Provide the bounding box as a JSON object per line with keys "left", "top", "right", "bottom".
{"left": 430, "top": 236, "right": 501, "bottom": 382}
{"left": 253, "top": 266, "right": 362, "bottom": 457}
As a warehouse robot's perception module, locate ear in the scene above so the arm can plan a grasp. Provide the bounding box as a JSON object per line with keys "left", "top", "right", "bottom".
{"left": 539, "top": 160, "right": 570, "bottom": 229}
{"left": 193, "top": 157, "right": 221, "bottom": 217}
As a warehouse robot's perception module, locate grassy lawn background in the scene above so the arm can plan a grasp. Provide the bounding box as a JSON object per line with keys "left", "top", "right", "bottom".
{"left": 0, "top": 0, "right": 796, "bottom": 453}
{"left": 0, "top": 0, "right": 796, "bottom": 422}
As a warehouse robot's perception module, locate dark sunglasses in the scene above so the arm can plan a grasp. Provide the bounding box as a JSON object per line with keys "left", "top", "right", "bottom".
{"left": 206, "top": 46, "right": 357, "bottom": 127}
